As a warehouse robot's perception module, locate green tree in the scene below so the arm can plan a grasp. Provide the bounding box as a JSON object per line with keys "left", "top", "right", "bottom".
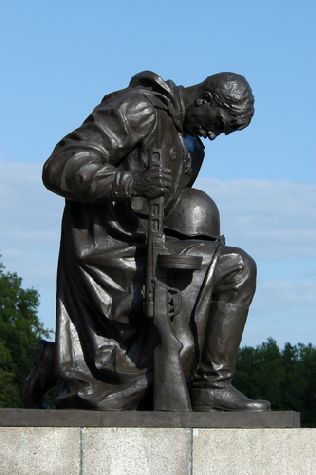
{"left": 234, "top": 338, "right": 285, "bottom": 406}
{"left": 0, "top": 259, "right": 51, "bottom": 407}
{"left": 297, "top": 343, "right": 316, "bottom": 427}
{"left": 234, "top": 338, "right": 316, "bottom": 427}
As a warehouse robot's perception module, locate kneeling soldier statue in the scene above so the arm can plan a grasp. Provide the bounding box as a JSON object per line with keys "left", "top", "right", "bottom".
{"left": 24, "top": 71, "right": 270, "bottom": 412}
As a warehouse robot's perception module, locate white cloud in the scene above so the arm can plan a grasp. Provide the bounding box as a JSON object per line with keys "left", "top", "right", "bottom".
{"left": 196, "top": 177, "right": 316, "bottom": 260}
{"left": 1, "top": 163, "right": 315, "bottom": 345}
{"left": 243, "top": 280, "right": 316, "bottom": 347}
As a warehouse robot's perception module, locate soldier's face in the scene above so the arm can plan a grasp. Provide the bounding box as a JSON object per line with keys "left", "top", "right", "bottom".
{"left": 184, "top": 103, "right": 232, "bottom": 140}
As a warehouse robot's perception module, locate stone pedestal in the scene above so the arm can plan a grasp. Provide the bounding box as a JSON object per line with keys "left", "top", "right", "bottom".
{"left": 1, "top": 410, "right": 315, "bottom": 475}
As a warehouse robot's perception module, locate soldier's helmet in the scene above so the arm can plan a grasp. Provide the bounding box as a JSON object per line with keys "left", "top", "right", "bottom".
{"left": 165, "top": 188, "right": 221, "bottom": 240}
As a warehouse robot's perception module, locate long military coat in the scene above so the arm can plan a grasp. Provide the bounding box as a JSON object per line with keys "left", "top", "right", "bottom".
{"left": 43, "top": 71, "right": 221, "bottom": 409}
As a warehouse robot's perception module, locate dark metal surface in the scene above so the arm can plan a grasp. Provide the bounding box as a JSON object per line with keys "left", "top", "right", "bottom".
{"left": 0, "top": 409, "right": 300, "bottom": 428}
{"left": 164, "top": 188, "right": 221, "bottom": 240}
{"left": 158, "top": 255, "right": 203, "bottom": 270}
{"left": 23, "top": 70, "right": 273, "bottom": 413}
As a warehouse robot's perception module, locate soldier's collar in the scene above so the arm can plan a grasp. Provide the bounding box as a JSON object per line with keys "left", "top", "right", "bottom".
{"left": 129, "top": 71, "right": 185, "bottom": 132}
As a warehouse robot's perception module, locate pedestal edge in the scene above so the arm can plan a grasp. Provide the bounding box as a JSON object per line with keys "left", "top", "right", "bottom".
{"left": 0, "top": 409, "right": 300, "bottom": 428}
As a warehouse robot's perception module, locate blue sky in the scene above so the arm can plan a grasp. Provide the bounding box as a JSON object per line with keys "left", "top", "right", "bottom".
{"left": 0, "top": 0, "right": 315, "bottom": 346}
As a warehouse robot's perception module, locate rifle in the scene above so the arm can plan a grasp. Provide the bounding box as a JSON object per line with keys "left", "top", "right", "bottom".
{"left": 145, "top": 149, "right": 202, "bottom": 411}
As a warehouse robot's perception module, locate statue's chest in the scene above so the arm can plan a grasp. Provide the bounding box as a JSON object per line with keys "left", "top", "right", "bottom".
{"left": 122, "top": 109, "right": 205, "bottom": 211}
{"left": 148, "top": 112, "right": 204, "bottom": 186}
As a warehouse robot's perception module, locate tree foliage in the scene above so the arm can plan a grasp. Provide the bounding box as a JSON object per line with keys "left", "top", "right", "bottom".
{"left": 0, "top": 259, "right": 51, "bottom": 407}
{"left": 234, "top": 338, "right": 316, "bottom": 427}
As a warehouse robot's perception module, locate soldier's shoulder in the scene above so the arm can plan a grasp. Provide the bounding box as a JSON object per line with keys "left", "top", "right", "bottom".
{"left": 91, "top": 87, "right": 157, "bottom": 131}
{"left": 100, "top": 87, "right": 156, "bottom": 115}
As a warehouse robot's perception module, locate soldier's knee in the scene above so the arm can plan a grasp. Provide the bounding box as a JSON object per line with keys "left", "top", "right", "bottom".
{"left": 236, "top": 248, "right": 257, "bottom": 283}
{"left": 231, "top": 248, "right": 257, "bottom": 304}
{"left": 214, "top": 246, "right": 257, "bottom": 305}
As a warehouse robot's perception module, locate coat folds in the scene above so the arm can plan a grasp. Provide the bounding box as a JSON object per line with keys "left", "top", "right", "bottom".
{"left": 43, "top": 71, "right": 221, "bottom": 409}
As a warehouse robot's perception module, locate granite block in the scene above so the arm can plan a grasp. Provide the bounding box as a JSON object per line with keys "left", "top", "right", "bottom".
{"left": 0, "top": 427, "right": 80, "bottom": 475}
{"left": 192, "top": 428, "right": 316, "bottom": 475}
{"left": 82, "top": 427, "right": 191, "bottom": 475}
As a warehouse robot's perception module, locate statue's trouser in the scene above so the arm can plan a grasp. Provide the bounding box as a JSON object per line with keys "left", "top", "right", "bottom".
{"left": 23, "top": 243, "right": 270, "bottom": 411}
{"left": 191, "top": 246, "right": 271, "bottom": 411}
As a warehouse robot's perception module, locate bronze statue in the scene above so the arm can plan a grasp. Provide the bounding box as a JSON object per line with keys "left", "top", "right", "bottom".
{"left": 25, "top": 71, "right": 270, "bottom": 412}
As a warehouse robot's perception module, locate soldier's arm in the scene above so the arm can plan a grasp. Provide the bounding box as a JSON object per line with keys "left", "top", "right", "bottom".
{"left": 42, "top": 94, "right": 157, "bottom": 202}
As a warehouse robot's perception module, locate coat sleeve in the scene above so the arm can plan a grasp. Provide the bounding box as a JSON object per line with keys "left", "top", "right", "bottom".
{"left": 42, "top": 94, "right": 157, "bottom": 202}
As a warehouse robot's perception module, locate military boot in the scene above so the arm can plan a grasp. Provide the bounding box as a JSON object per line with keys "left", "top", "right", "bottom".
{"left": 191, "top": 301, "right": 270, "bottom": 411}
{"left": 23, "top": 339, "right": 57, "bottom": 408}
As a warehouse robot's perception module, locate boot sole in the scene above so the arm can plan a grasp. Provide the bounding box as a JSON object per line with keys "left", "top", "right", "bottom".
{"left": 193, "top": 405, "right": 271, "bottom": 412}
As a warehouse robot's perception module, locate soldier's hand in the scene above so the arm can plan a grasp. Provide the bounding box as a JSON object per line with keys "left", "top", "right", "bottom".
{"left": 131, "top": 166, "right": 173, "bottom": 199}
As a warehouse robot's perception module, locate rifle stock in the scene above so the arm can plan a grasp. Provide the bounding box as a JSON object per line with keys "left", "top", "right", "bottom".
{"left": 145, "top": 149, "right": 192, "bottom": 411}
{"left": 152, "top": 278, "right": 191, "bottom": 411}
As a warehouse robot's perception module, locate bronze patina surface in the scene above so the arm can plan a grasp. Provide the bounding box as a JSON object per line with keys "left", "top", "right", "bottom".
{"left": 24, "top": 71, "right": 271, "bottom": 413}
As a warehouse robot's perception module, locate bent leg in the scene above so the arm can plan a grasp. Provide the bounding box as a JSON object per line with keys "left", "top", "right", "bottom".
{"left": 191, "top": 246, "right": 270, "bottom": 411}
{"left": 212, "top": 245, "right": 257, "bottom": 306}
